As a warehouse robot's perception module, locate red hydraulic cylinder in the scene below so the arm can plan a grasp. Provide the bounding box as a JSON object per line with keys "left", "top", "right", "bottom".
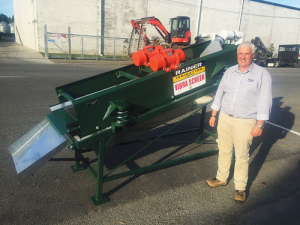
{"left": 150, "top": 48, "right": 185, "bottom": 72}
{"left": 132, "top": 45, "right": 164, "bottom": 66}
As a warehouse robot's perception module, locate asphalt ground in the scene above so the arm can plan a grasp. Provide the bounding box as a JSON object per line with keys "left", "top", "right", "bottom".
{"left": 1, "top": 38, "right": 300, "bottom": 225}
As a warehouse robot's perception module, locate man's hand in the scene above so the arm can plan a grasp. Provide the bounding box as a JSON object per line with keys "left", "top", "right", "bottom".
{"left": 209, "top": 116, "right": 216, "bottom": 127}
{"left": 251, "top": 120, "right": 264, "bottom": 137}
{"left": 251, "top": 125, "right": 263, "bottom": 137}
{"left": 209, "top": 110, "right": 218, "bottom": 127}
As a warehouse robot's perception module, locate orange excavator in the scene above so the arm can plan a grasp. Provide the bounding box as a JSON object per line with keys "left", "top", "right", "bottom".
{"left": 128, "top": 16, "right": 191, "bottom": 55}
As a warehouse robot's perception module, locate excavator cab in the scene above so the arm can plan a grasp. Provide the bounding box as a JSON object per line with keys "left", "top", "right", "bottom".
{"left": 170, "top": 16, "right": 191, "bottom": 46}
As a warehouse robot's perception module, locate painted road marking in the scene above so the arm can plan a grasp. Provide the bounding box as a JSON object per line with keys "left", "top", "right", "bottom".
{"left": 0, "top": 76, "right": 26, "bottom": 78}
{"left": 266, "top": 121, "right": 300, "bottom": 136}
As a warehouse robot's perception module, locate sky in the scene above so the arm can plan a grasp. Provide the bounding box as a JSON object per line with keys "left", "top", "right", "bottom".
{"left": 0, "top": 0, "right": 300, "bottom": 18}
{"left": 269, "top": 0, "right": 300, "bottom": 8}
{"left": 0, "top": 0, "right": 13, "bottom": 18}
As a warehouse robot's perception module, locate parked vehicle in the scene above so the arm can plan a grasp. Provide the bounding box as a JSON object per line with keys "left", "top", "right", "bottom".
{"left": 251, "top": 37, "right": 275, "bottom": 67}
{"left": 251, "top": 37, "right": 300, "bottom": 68}
{"left": 277, "top": 44, "right": 300, "bottom": 67}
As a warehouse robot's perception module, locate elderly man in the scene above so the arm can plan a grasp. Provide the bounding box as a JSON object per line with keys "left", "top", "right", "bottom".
{"left": 206, "top": 41, "right": 272, "bottom": 202}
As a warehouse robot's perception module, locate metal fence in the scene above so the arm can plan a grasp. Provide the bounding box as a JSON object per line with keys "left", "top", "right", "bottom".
{"left": 44, "top": 25, "right": 131, "bottom": 60}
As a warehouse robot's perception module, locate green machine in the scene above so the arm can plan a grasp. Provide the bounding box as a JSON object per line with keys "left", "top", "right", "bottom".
{"left": 7, "top": 30, "right": 244, "bottom": 205}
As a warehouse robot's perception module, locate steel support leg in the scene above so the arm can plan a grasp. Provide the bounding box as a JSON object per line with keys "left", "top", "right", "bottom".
{"left": 71, "top": 149, "right": 86, "bottom": 172}
{"left": 91, "top": 139, "right": 109, "bottom": 205}
{"left": 196, "top": 105, "right": 207, "bottom": 141}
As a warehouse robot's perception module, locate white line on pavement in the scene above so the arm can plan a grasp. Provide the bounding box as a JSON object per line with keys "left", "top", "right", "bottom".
{"left": 0, "top": 76, "right": 26, "bottom": 78}
{"left": 266, "top": 121, "right": 300, "bottom": 136}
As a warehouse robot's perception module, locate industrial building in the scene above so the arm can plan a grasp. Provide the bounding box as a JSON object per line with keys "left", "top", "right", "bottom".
{"left": 13, "top": 0, "right": 300, "bottom": 57}
{"left": 0, "top": 22, "right": 9, "bottom": 33}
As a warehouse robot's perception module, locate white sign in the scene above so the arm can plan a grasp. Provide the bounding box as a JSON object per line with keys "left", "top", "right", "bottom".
{"left": 172, "top": 62, "right": 206, "bottom": 96}
{"left": 61, "top": 35, "right": 67, "bottom": 43}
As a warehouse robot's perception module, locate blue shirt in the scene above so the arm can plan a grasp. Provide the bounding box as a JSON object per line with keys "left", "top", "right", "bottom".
{"left": 211, "top": 63, "right": 272, "bottom": 120}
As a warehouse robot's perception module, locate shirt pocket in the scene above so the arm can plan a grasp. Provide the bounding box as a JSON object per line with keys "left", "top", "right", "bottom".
{"left": 244, "top": 80, "right": 257, "bottom": 95}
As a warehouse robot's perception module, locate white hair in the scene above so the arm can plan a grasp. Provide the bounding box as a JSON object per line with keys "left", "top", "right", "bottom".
{"left": 237, "top": 41, "right": 256, "bottom": 54}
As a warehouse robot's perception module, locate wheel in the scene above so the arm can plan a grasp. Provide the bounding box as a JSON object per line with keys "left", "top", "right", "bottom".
{"left": 294, "top": 62, "right": 300, "bottom": 68}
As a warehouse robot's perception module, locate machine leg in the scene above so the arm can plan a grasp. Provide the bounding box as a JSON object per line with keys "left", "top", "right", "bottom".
{"left": 196, "top": 105, "right": 207, "bottom": 141}
{"left": 91, "top": 140, "right": 109, "bottom": 205}
{"left": 71, "top": 149, "right": 86, "bottom": 172}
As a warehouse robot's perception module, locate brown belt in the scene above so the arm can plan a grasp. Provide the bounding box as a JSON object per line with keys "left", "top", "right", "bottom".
{"left": 229, "top": 114, "right": 235, "bottom": 117}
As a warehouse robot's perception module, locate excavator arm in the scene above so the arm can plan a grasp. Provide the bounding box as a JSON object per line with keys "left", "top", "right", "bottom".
{"left": 146, "top": 17, "right": 171, "bottom": 43}
{"left": 130, "top": 16, "right": 171, "bottom": 45}
{"left": 130, "top": 19, "right": 151, "bottom": 45}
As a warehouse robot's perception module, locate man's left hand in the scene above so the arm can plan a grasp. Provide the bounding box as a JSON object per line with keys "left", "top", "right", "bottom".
{"left": 251, "top": 125, "right": 263, "bottom": 137}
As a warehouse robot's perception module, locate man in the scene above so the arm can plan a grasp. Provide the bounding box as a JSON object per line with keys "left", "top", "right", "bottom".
{"left": 206, "top": 41, "right": 272, "bottom": 202}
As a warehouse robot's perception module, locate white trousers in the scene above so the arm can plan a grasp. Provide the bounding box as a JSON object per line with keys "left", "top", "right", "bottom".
{"left": 216, "top": 112, "right": 256, "bottom": 191}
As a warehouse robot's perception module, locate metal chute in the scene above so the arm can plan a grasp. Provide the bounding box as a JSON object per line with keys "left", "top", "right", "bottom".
{"left": 7, "top": 119, "right": 68, "bottom": 180}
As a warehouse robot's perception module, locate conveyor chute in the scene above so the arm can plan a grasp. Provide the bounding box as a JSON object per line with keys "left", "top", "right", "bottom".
{"left": 7, "top": 120, "right": 68, "bottom": 180}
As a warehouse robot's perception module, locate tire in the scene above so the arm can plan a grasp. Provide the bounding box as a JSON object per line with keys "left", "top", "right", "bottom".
{"left": 295, "top": 62, "right": 300, "bottom": 68}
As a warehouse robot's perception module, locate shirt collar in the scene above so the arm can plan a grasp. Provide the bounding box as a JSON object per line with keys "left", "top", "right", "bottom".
{"left": 234, "top": 63, "right": 254, "bottom": 74}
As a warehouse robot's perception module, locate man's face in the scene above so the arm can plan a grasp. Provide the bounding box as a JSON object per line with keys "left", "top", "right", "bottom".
{"left": 237, "top": 46, "right": 254, "bottom": 69}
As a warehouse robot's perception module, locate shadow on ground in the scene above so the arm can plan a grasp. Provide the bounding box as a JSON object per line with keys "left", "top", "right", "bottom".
{"left": 78, "top": 109, "right": 217, "bottom": 201}
{"left": 248, "top": 97, "right": 295, "bottom": 190}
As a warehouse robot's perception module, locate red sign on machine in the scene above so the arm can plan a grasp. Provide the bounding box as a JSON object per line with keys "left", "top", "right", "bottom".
{"left": 172, "top": 62, "right": 206, "bottom": 96}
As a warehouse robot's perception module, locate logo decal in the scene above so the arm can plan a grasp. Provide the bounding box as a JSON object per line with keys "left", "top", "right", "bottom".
{"left": 172, "top": 62, "right": 206, "bottom": 96}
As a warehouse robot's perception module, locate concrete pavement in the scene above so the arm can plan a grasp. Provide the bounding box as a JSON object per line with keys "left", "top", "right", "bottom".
{"left": 0, "top": 36, "right": 132, "bottom": 66}
{"left": 0, "top": 36, "right": 53, "bottom": 64}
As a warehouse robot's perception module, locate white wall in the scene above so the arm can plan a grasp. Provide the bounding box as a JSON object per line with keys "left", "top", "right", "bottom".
{"left": 102, "top": 0, "right": 201, "bottom": 55}
{"left": 36, "top": 0, "right": 99, "bottom": 54}
{"left": 13, "top": 0, "right": 38, "bottom": 49}
{"left": 200, "top": 0, "right": 241, "bottom": 34}
{"left": 13, "top": 0, "right": 300, "bottom": 55}
{"left": 146, "top": 0, "right": 200, "bottom": 41}
{"left": 243, "top": 0, "right": 300, "bottom": 53}
{"left": 0, "top": 22, "right": 9, "bottom": 33}
{"left": 9, "top": 23, "right": 15, "bottom": 34}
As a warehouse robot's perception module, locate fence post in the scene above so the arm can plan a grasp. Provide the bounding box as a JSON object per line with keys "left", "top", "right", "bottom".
{"left": 68, "top": 26, "right": 71, "bottom": 59}
{"left": 114, "top": 37, "right": 116, "bottom": 58}
{"left": 44, "top": 24, "right": 48, "bottom": 59}
{"left": 81, "top": 35, "right": 84, "bottom": 58}
{"left": 96, "top": 36, "right": 98, "bottom": 60}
